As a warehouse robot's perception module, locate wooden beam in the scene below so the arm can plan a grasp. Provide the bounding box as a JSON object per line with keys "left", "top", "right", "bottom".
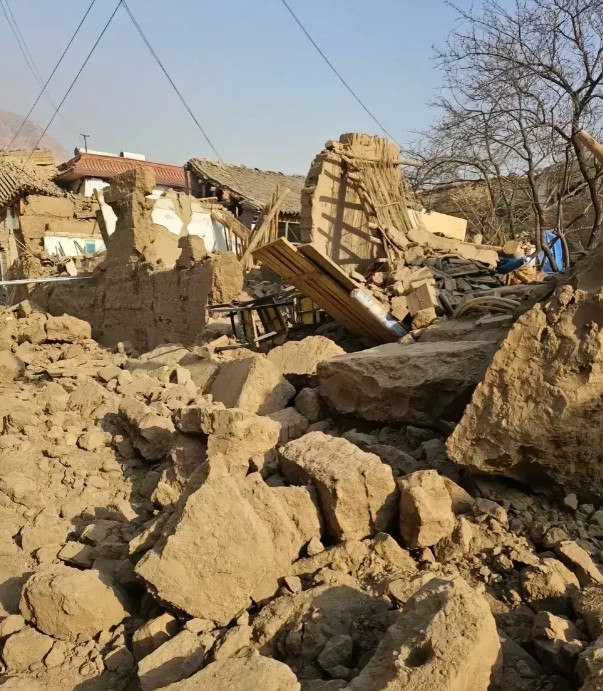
{"left": 576, "top": 130, "right": 603, "bottom": 166}
{"left": 240, "top": 186, "right": 290, "bottom": 270}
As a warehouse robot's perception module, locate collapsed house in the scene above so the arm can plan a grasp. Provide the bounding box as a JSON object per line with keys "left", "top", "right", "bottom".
{"left": 1, "top": 132, "right": 603, "bottom": 691}
{"left": 0, "top": 153, "right": 104, "bottom": 273}
{"left": 187, "top": 157, "right": 305, "bottom": 239}
{"left": 30, "top": 167, "right": 243, "bottom": 351}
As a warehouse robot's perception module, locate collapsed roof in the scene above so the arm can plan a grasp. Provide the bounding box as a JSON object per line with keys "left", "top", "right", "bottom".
{"left": 188, "top": 158, "right": 305, "bottom": 216}
{"left": 0, "top": 159, "right": 63, "bottom": 209}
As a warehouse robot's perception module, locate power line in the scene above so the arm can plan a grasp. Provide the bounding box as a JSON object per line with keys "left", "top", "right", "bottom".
{"left": 8, "top": 0, "right": 98, "bottom": 151}
{"left": 23, "top": 0, "right": 123, "bottom": 167}
{"left": 279, "top": 0, "right": 402, "bottom": 148}
{"left": 122, "top": 1, "right": 222, "bottom": 160}
{"left": 1, "top": 0, "right": 39, "bottom": 81}
{"left": 1, "top": 0, "right": 78, "bottom": 134}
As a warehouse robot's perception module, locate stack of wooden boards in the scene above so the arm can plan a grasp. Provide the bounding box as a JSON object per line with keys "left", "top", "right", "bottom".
{"left": 252, "top": 238, "right": 400, "bottom": 343}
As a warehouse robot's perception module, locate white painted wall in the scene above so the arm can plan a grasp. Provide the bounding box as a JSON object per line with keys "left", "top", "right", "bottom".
{"left": 81, "top": 178, "right": 230, "bottom": 254}
{"left": 44, "top": 236, "right": 106, "bottom": 256}
{"left": 187, "top": 210, "right": 229, "bottom": 252}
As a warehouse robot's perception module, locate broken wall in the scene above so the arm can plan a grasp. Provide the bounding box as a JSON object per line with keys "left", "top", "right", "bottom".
{"left": 33, "top": 252, "right": 242, "bottom": 351}
{"left": 30, "top": 167, "right": 244, "bottom": 351}
{"left": 18, "top": 194, "right": 104, "bottom": 256}
{"left": 301, "top": 133, "right": 423, "bottom": 272}
{"left": 97, "top": 175, "right": 230, "bottom": 264}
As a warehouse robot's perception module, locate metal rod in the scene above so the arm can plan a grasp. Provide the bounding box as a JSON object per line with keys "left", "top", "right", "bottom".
{"left": 0, "top": 276, "right": 92, "bottom": 286}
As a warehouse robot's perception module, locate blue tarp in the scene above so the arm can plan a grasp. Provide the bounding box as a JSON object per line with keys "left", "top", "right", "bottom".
{"left": 539, "top": 230, "right": 565, "bottom": 272}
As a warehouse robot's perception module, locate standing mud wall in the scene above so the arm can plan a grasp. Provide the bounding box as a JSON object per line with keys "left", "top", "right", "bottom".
{"left": 32, "top": 251, "right": 242, "bottom": 351}
{"left": 19, "top": 194, "right": 102, "bottom": 254}
{"left": 31, "top": 167, "right": 244, "bottom": 351}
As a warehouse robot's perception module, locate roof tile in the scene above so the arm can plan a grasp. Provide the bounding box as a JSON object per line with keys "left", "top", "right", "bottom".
{"left": 0, "top": 160, "right": 63, "bottom": 209}
{"left": 188, "top": 158, "right": 304, "bottom": 215}
{"left": 55, "top": 153, "right": 188, "bottom": 188}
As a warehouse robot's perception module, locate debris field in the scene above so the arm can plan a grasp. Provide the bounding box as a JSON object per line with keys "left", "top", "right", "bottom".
{"left": 0, "top": 132, "right": 602, "bottom": 691}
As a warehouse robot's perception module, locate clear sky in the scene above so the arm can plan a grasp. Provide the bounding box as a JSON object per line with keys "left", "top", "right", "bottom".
{"left": 1, "top": 0, "right": 465, "bottom": 173}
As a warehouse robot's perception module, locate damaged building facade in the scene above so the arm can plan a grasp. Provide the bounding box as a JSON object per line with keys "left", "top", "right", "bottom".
{"left": 0, "top": 154, "right": 104, "bottom": 273}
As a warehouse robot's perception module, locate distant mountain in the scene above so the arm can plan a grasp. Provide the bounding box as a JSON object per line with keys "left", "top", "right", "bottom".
{"left": 0, "top": 108, "right": 70, "bottom": 163}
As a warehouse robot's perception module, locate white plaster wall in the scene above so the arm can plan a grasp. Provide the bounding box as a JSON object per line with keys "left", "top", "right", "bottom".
{"left": 187, "top": 212, "right": 229, "bottom": 252}
{"left": 44, "top": 236, "right": 106, "bottom": 256}
{"left": 152, "top": 198, "right": 184, "bottom": 236}
{"left": 83, "top": 178, "right": 109, "bottom": 197}
{"left": 84, "top": 180, "right": 230, "bottom": 253}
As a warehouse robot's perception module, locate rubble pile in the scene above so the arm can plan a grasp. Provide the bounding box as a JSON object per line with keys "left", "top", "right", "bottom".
{"left": 358, "top": 245, "right": 536, "bottom": 332}
{"left": 0, "top": 297, "right": 601, "bottom": 691}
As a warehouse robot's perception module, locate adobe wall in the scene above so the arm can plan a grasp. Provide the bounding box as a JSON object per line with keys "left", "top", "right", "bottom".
{"left": 33, "top": 251, "right": 242, "bottom": 351}
{"left": 18, "top": 194, "right": 102, "bottom": 254}
{"left": 30, "top": 168, "right": 244, "bottom": 351}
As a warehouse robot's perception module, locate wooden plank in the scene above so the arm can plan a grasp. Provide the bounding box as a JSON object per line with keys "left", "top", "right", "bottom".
{"left": 240, "top": 187, "right": 290, "bottom": 270}
{"left": 253, "top": 238, "right": 398, "bottom": 343}
{"left": 254, "top": 242, "right": 368, "bottom": 335}
{"left": 298, "top": 244, "right": 358, "bottom": 291}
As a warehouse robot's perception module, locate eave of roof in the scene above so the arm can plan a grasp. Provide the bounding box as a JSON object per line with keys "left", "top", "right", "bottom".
{"left": 55, "top": 153, "right": 188, "bottom": 189}
{"left": 0, "top": 161, "right": 63, "bottom": 209}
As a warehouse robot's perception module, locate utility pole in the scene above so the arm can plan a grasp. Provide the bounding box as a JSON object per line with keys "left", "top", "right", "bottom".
{"left": 80, "top": 134, "right": 90, "bottom": 152}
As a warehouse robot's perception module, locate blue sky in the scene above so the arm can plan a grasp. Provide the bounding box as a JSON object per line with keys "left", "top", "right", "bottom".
{"left": 1, "top": 0, "right": 466, "bottom": 172}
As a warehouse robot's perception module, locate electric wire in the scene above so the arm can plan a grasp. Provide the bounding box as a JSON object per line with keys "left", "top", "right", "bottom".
{"left": 7, "top": 0, "right": 98, "bottom": 151}
{"left": 23, "top": 0, "right": 123, "bottom": 168}
{"left": 122, "top": 0, "right": 222, "bottom": 160}
{"left": 279, "top": 0, "right": 402, "bottom": 147}
{"left": 1, "top": 0, "right": 79, "bottom": 135}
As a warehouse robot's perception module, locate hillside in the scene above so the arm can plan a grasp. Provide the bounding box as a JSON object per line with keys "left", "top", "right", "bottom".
{"left": 0, "top": 108, "right": 70, "bottom": 163}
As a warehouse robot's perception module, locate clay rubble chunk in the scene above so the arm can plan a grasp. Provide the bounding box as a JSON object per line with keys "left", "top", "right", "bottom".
{"left": 266, "top": 335, "right": 344, "bottom": 385}
{"left": 158, "top": 653, "right": 300, "bottom": 690}
{"left": 135, "top": 458, "right": 281, "bottom": 625}
{"left": 206, "top": 407, "right": 281, "bottom": 478}
{"left": 20, "top": 564, "right": 128, "bottom": 641}
{"left": 573, "top": 584, "right": 603, "bottom": 639}
{"left": 209, "top": 355, "right": 295, "bottom": 415}
{"left": 119, "top": 394, "right": 175, "bottom": 461}
{"left": 177, "top": 354, "right": 220, "bottom": 392}
{"left": 138, "top": 629, "right": 208, "bottom": 691}
{"left": 347, "top": 577, "right": 500, "bottom": 691}
{"left": 267, "top": 407, "right": 309, "bottom": 444}
{"left": 555, "top": 540, "right": 603, "bottom": 587}
{"left": 318, "top": 340, "right": 498, "bottom": 425}
{"left": 44, "top": 314, "right": 91, "bottom": 342}
{"left": 253, "top": 583, "right": 396, "bottom": 671}
{"left": 279, "top": 431, "right": 398, "bottom": 540}
{"left": 294, "top": 386, "right": 324, "bottom": 423}
{"left": 0, "top": 350, "right": 25, "bottom": 382}
{"left": 132, "top": 612, "right": 179, "bottom": 661}
{"left": 1, "top": 626, "right": 54, "bottom": 672}
{"left": 520, "top": 557, "right": 580, "bottom": 615}
{"left": 397, "top": 470, "right": 455, "bottom": 548}
{"left": 236, "top": 472, "right": 312, "bottom": 568}
{"left": 445, "top": 268, "right": 603, "bottom": 500}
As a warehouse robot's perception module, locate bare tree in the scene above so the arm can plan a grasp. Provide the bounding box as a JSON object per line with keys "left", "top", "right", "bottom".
{"left": 418, "top": 0, "right": 603, "bottom": 259}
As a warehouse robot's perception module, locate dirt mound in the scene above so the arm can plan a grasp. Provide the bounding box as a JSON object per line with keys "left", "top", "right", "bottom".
{"left": 0, "top": 300, "right": 598, "bottom": 690}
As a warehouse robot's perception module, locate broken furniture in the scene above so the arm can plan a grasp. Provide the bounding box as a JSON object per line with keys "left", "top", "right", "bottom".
{"left": 207, "top": 288, "right": 324, "bottom": 350}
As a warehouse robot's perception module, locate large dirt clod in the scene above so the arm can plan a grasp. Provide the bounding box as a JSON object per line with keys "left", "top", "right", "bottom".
{"left": 135, "top": 459, "right": 281, "bottom": 625}
{"left": 318, "top": 340, "right": 498, "bottom": 425}
{"left": 20, "top": 565, "right": 129, "bottom": 641}
{"left": 279, "top": 431, "right": 398, "bottom": 540}
{"left": 347, "top": 577, "right": 501, "bottom": 691}
{"left": 209, "top": 356, "right": 295, "bottom": 415}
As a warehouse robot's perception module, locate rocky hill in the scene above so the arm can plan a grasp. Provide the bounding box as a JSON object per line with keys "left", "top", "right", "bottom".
{"left": 0, "top": 108, "right": 70, "bottom": 163}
